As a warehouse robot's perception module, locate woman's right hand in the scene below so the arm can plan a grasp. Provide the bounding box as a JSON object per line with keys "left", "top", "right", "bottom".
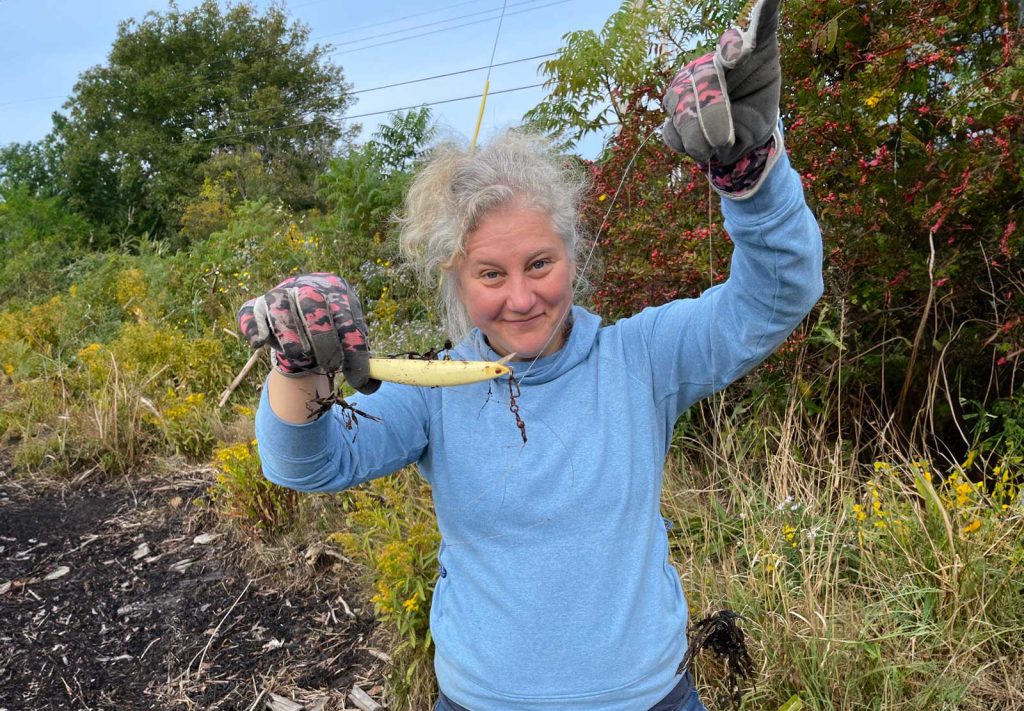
{"left": 237, "top": 272, "right": 380, "bottom": 394}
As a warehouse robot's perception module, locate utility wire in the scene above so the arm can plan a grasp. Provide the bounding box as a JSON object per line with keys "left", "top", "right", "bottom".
{"left": 304, "top": 0, "right": 482, "bottom": 34}
{"left": 1, "top": 47, "right": 558, "bottom": 117}
{"left": 174, "top": 81, "right": 544, "bottom": 147}
{"left": 321, "top": 0, "right": 544, "bottom": 46}
{"left": 345, "top": 82, "right": 545, "bottom": 120}
{"left": 2, "top": 1, "right": 567, "bottom": 112}
{"left": 329, "top": 0, "right": 572, "bottom": 56}
{"left": 154, "top": 52, "right": 557, "bottom": 125}
{"left": 351, "top": 52, "right": 556, "bottom": 95}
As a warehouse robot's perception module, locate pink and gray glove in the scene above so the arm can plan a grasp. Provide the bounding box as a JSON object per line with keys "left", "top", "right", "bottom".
{"left": 662, "top": 0, "right": 784, "bottom": 198}
{"left": 237, "top": 273, "right": 380, "bottom": 394}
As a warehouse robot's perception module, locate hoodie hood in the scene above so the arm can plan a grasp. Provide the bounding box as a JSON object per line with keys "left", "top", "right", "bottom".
{"left": 451, "top": 305, "right": 601, "bottom": 386}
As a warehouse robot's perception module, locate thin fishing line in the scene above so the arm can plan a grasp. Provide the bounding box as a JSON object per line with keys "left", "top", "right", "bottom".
{"left": 707, "top": 162, "right": 722, "bottom": 479}
{"left": 485, "top": 0, "right": 509, "bottom": 79}
{"left": 427, "top": 127, "right": 667, "bottom": 546}
{"left": 471, "top": 0, "right": 510, "bottom": 149}
{"left": 513, "top": 124, "right": 663, "bottom": 383}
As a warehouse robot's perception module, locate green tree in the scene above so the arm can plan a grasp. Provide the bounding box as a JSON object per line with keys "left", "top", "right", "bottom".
{"left": 535, "top": 0, "right": 1023, "bottom": 455}
{"left": 319, "top": 107, "right": 436, "bottom": 242}
{"left": 523, "top": 0, "right": 739, "bottom": 146}
{"left": 0, "top": 139, "right": 60, "bottom": 198}
{"left": 52, "top": 0, "right": 354, "bottom": 243}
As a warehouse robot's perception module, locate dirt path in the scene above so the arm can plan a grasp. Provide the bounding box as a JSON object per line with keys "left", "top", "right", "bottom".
{"left": 0, "top": 462, "right": 387, "bottom": 710}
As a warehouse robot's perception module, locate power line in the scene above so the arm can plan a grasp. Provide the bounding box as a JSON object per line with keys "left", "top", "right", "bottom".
{"left": 305, "top": 0, "right": 482, "bottom": 35}
{"left": 175, "top": 82, "right": 546, "bottom": 147}
{"left": 0, "top": 95, "right": 67, "bottom": 110}
{"left": 2, "top": 3, "right": 567, "bottom": 116}
{"left": 351, "top": 52, "right": 556, "bottom": 95}
{"left": 344, "top": 82, "right": 545, "bottom": 121}
{"left": 329, "top": 0, "right": 573, "bottom": 56}
{"left": 318, "top": 0, "right": 544, "bottom": 46}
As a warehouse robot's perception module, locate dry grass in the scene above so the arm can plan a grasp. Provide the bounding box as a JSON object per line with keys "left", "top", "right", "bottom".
{"left": 663, "top": 393, "right": 1024, "bottom": 710}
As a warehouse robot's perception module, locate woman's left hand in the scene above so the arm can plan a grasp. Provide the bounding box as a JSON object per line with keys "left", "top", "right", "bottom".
{"left": 661, "top": 0, "right": 781, "bottom": 166}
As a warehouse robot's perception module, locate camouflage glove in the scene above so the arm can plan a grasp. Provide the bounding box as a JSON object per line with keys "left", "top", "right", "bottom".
{"left": 662, "top": 0, "right": 784, "bottom": 198}
{"left": 237, "top": 273, "right": 379, "bottom": 394}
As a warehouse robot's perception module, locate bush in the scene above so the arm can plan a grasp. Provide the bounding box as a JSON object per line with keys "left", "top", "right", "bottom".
{"left": 210, "top": 440, "right": 300, "bottom": 535}
{"left": 330, "top": 469, "right": 440, "bottom": 710}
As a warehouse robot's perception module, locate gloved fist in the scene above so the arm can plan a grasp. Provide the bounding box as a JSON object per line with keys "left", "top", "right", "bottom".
{"left": 662, "top": 0, "right": 782, "bottom": 166}
{"left": 237, "top": 273, "right": 379, "bottom": 394}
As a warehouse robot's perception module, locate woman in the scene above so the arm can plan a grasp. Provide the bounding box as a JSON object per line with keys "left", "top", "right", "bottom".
{"left": 239, "top": 1, "right": 821, "bottom": 708}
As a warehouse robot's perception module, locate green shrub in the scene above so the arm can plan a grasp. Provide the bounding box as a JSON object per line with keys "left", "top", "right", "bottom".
{"left": 330, "top": 469, "right": 440, "bottom": 710}
{"left": 210, "top": 440, "right": 300, "bottom": 535}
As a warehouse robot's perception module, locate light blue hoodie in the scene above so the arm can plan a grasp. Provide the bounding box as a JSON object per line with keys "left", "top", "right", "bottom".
{"left": 255, "top": 148, "right": 823, "bottom": 710}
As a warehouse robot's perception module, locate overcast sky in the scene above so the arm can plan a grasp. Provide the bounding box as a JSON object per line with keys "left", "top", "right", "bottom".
{"left": 0, "top": 0, "right": 623, "bottom": 158}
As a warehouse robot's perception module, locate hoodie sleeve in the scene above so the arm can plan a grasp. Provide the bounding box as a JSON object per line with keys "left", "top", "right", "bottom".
{"left": 618, "top": 146, "right": 823, "bottom": 420}
{"left": 254, "top": 377, "right": 433, "bottom": 493}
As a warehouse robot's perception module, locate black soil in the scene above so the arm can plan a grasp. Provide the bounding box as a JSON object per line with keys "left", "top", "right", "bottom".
{"left": 0, "top": 464, "right": 386, "bottom": 710}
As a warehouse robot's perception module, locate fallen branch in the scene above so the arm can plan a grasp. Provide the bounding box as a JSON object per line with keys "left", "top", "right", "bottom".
{"left": 219, "top": 349, "right": 264, "bottom": 408}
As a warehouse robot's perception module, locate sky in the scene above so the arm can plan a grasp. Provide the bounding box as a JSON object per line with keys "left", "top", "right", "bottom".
{"left": 0, "top": 0, "right": 624, "bottom": 158}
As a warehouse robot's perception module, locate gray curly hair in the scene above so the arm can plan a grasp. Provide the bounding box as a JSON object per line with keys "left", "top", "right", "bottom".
{"left": 398, "top": 129, "right": 590, "bottom": 341}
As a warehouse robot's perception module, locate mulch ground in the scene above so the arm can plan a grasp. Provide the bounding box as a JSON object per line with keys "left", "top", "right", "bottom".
{"left": 0, "top": 459, "right": 388, "bottom": 710}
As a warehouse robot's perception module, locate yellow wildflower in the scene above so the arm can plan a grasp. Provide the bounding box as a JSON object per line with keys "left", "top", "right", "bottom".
{"left": 865, "top": 93, "right": 882, "bottom": 108}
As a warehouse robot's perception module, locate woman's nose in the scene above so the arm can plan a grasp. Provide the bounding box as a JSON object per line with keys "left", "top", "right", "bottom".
{"left": 505, "top": 275, "right": 536, "bottom": 313}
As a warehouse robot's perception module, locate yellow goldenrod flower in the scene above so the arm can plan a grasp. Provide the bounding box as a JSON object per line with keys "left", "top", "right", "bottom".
{"left": 865, "top": 93, "right": 882, "bottom": 108}
{"left": 963, "top": 519, "right": 981, "bottom": 534}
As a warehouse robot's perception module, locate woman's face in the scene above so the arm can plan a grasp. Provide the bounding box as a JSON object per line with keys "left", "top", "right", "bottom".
{"left": 456, "top": 205, "right": 575, "bottom": 360}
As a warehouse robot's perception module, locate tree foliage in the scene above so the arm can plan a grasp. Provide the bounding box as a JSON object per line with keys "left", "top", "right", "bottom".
{"left": 546, "top": 0, "right": 1023, "bottom": 454}
{"left": 0, "top": 139, "right": 60, "bottom": 199}
{"left": 318, "top": 108, "right": 436, "bottom": 242}
{"left": 52, "top": 0, "right": 353, "bottom": 242}
{"left": 524, "top": 0, "right": 742, "bottom": 146}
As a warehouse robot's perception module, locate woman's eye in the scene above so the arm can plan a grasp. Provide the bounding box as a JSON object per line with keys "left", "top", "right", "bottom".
{"left": 482, "top": 270, "right": 500, "bottom": 280}
{"left": 530, "top": 259, "right": 549, "bottom": 271}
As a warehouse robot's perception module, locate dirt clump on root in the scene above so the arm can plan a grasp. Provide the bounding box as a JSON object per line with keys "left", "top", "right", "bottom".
{"left": 0, "top": 464, "right": 386, "bottom": 710}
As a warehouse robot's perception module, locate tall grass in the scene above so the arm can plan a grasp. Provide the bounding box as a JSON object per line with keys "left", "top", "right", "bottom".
{"left": 665, "top": 392, "right": 1024, "bottom": 710}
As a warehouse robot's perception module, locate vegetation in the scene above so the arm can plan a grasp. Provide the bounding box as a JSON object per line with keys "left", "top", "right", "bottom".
{"left": 13, "top": 0, "right": 353, "bottom": 243}
{"left": 0, "top": 0, "right": 1021, "bottom": 709}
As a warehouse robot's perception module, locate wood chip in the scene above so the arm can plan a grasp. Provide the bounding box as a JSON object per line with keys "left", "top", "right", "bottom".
{"left": 348, "top": 686, "right": 382, "bottom": 711}
{"left": 193, "top": 533, "right": 219, "bottom": 545}
{"left": 44, "top": 566, "right": 70, "bottom": 581}
{"left": 365, "top": 648, "right": 392, "bottom": 664}
{"left": 132, "top": 542, "right": 151, "bottom": 560}
{"left": 266, "top": 692, "right": 304, "bottom": 711}
{"left": 169, "top": 559, "right": 195, "bottom": 573}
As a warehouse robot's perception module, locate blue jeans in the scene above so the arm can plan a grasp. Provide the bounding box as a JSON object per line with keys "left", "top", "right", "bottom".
{"left": 435, "top": 672, "right": 708, "bottom": 711}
